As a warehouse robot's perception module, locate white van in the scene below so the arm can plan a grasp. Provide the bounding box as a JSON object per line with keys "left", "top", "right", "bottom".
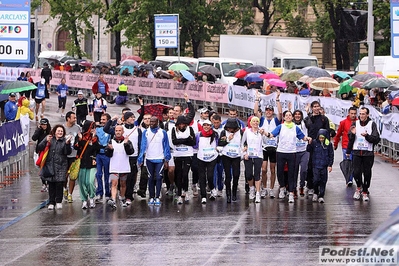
{"left": 196, "top": 57, "right": 254, "bottom": 85}
{"left": 356, "top": 56, "right": 399, "bottom": 79}
{"left": 38, "top": 51, "right": 69, "bottom": 68}
{"left": 155, "top": 56, "right": 198, "bottom": 71}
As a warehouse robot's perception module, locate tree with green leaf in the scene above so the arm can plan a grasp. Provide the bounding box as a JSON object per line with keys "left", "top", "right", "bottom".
{"left": 374, "top": 1, "right": 390, "bottom": 56}
{"left": 43, "top": 0, "right": 102, "bottom": 58}
{"left": 252, "top": 0, "right": 297, "bottom": 35}
{"left": 104, "top": 0, "right": 133, "bottom": 65}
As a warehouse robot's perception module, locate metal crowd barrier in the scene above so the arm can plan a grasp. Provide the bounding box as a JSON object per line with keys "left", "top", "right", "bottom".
{"left": 0, "top": 149, "right": 29, "bottom": 188}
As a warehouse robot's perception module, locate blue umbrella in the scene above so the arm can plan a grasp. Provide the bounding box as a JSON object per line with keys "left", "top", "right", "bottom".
{"left": 334, "top": 71, "right": 351, "bottom": 79}
{"left": 180, "top": 70, "right": 195, "bottom": 81}
{"left": 119, "top": 66, "right": 135, "bottom": 75}
{"left": 244, "top": 73, "right": 263, "bottom": 82}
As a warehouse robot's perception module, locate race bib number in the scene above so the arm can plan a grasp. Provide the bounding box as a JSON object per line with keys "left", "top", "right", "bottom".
{"left": 248, "top": 147, "right": 259, "bottom": 157}
{"left": 226, "top": 143, "right": 239, "bottom": 157}
{"left": 265, "top": 137, "right": 277, "bottom": 147}
{"left": 296, "top": 139, "right": 307, "bottom": 147}
{"left": 60, "top": 90, "right": 67, "bottom": 97}
{"left": 176, "top": 147, "right": 188, "bottom": 151}
{"left": 36, "top": 87, "right": 45, "bottom": 98}
{"left": 202, "top": 147, "right": 215, "bottom": 160}
{"left": 356, "top": 137, "right": 368, "bottom": 150}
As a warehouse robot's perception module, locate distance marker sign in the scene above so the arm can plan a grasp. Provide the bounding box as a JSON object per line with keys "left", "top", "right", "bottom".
{"left": 0, "top": 1, "right": 31, "bottom": 63}
{"left": 154, "top": 14, "right": 178, "bottom": 48}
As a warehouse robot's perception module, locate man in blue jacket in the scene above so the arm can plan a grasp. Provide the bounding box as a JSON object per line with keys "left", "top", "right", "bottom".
{"left": 4, "top": 93, "right": 17, "bottom": 121}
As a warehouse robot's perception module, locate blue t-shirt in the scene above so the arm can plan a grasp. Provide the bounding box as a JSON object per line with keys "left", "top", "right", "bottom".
{"left": 97, "top": 81, "right": 106, "bottom": 94}
{"left": 56, "top": 84, "right": 69, "bottom": 98}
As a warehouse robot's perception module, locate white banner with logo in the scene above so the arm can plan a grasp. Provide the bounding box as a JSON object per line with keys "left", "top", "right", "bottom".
{"left": 228, "top": 85, "right": 353, "bottom": 125}
{"left": 380, "top": 113, "right": 399, "bottom": 143}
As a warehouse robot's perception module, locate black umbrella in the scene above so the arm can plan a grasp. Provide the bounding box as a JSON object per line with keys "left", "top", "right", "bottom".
{"left": 387, "top": 84, "right": 399, "bottom": 92}
{"left": 199, "top": 65, "right": 221, "bottom": 76}
{"left": 139, "top": 64, "right": 155, "bottom": 71}
{"left": 339, "top": 159, "right": 353, "bottom": 184}
{"left": 96, "top": 61, "right": 112, "bottom": 68}
{"left": 244, "top": 65, "right": 270, "bottom": 73}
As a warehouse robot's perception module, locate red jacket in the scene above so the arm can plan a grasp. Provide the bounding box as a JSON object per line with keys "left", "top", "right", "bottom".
{"left": 334, "top": 115, "right": 357, "bottom": 149}
{"left": 92, "top": 80, "right": 110, "bottom": 95}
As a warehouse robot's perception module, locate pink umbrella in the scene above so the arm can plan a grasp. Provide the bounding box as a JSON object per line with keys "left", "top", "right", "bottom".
{"left": 260, "top": 73, "right": 280, "bottom": 80}
{"left": 350, "top": 80, "right": 363, "bottom": 88}
{"left": 366, "top": 72, "right": 384, "bottom": 77}
{"left": 266, "top": 79, "right": 287, "bottom": 88}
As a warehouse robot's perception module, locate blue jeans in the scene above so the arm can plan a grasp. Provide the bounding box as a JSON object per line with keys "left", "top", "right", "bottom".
{"left": 146, "top": 160, "right": 164, "bottom": 199}
{"left": 213, "top": 157, "right": 224, "bottom": 191}
{"left": 342, "top": 148, "right": 353, "bottom": 182}
{"left": 95, "top": 153, "right": 110, "bottom": 197}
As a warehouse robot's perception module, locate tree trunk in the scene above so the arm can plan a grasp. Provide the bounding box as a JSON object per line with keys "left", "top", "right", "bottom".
{"left": 192, "top": 38, "right": 200, "bottom": 58}
{"left": 334, "top": 38, "right": 343, "bottom": 70}
{"left": 115, "top": 31, "right": 121, "bottom": 66}
{"left": 260, "top": 11, "right": 269, "bottom": 35}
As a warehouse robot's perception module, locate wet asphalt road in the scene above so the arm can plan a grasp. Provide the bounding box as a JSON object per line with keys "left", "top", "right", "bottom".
{"left": 0, "top": 93, "right": 398, "bottom": 266}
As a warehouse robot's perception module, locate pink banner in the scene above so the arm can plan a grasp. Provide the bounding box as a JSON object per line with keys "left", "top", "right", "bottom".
{"left": 1, "top": 68, "right": 229, "bottom": 103}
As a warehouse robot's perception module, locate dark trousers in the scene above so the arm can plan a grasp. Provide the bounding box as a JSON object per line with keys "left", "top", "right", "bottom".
{"left": 244, "top": 158, "right": 262, "bottom": 182}
{"left": 76, "top": 115, "right": 86, "bottom": 126}
{"left": 313, "top": 167, "right": 328, "bottom": 198}
{"left": 294, "top": 151, "right": 310, "bottom": 188}
{"left": 198, "top": 159, "right": 217, "bottom": 198}
{"left": 93, "top": 112, "right": 103, "bottom": 123}
{"left": 191, "top": 153, "right": 199, "bottom": 184}
{"left": 138, "top": 165, "right": 148, "bottom": 192}
{"left": 276, "top": 152, "right": 296, "bottom": 192}
{"left": 58, "top": 96, "right": 67, "bottom": 109}
{"left": 174, "top": 156, "right": 192, "bottom": 196}
{"left": 48, "top": 182, "right": 64, "bottom": 205}
{"left": 222, "top": 156, "right": 241, "bottom": 196}
{"left": 306, "top": 151, "right": 315, "bottom": 189}
{"left": 353, "top": 155, "right": 374, "bottom": 193}
{"left": 126, "top": 157, "right": 138, "bottom": 201}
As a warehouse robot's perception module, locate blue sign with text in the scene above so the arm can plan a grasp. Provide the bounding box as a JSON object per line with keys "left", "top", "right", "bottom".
{"left": 154, "top": 14, "right": 178, "bottom": 49}
{"left": 0, "top": 0, "right": 31, "bottom": 63}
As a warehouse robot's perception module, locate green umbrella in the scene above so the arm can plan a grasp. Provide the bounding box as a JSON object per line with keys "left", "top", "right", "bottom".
{"left": 338, "top": 78, "right": 354, "bottom": 95}
{"left": 362, "top": 77, "right": 393, "bottom": 89}
{"left": 0, "top": 81, "right": 37, "bottom": 94}
{"left": 168, "top": 63, "right": 189, "bottom": 71}
{"left": 280, "top": 70, "right": 303, "bottom": 81}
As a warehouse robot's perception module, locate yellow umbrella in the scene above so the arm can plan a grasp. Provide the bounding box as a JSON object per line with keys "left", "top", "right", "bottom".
{"left": 310, "top": 77, "right": 340, "bottom": 91}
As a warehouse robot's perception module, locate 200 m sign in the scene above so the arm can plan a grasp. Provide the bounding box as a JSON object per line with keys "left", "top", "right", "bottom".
{"left": 0, "top": 41, "right": 28, "bottom": 60}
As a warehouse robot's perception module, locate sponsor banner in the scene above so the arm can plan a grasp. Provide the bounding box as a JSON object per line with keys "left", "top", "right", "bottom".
{"left": 0, "top": 25, "right": 28, "bottom": 38}
{"left": 0, "top": 120, "right": 26, "bottom": 162}
{"left": 381, "top": 112, "right": 399, "bottom": 143}
{"left": 19, "top": 113, "right": 30, "bottom": 147}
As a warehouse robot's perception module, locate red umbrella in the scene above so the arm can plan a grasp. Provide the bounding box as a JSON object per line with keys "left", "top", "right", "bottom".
{"left": 392, "top": 97, "right": 399, "bottom": 106}
{"left": 234, "top": 69, "right": 248, "bottom": 79}
{"left": 266, "top": 79, "right": 287, "bottom": 88}
{"left": 126, "top": 55, "right": 143, "bottom": 62}
{"left": 137, "top": 103, "right": 172, "bottom": 122}
{"left": 260, "top": 73, "right": 280, "bottom": 80}
{"left": 79, "top": 61, "right": 92, "bottom": 67}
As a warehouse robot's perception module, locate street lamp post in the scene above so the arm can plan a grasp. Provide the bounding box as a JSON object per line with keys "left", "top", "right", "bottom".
{"left": 367, "top": 0, "right": 375, "bottom": 72}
